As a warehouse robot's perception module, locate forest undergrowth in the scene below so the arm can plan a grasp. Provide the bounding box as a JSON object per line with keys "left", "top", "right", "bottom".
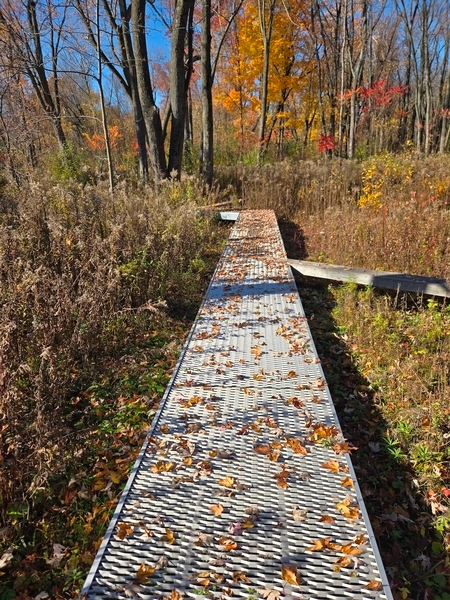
{"left": 1, "top": 153, "right": 450, "bottom": 599}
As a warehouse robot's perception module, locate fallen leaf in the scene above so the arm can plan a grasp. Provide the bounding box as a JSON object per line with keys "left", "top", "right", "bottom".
{"left": 116, "top": 522, "right": 134, "bottom": 540}
{"left": 196, "top": 572, "right": 212, "bottom": 587}
{"left": 45, "top": 543, "right": 66, "bottom": 567}
{"left": 242, "top": 517, "right": 255, "bottom": 528}
{"left": 320, "top": 459, "right": 340, "bottom": 473}
{"left": 218, "top": 475, "right": 235, "bottom": 487}
{"left": 251, "top": 345, "right": 262, "bottom": 358}
{"left": 341, "top": 543, "right": 364, "bottom": 555}
{"left": 287, "top": 371, "right": 297, "bottom": 378}
{"left": 292, "top": 507, "right": 308, "bottom": 521}
{"left": 281, "top": 564, "right": 301, "bottom": 586}
{"left": 161, "top": 528, "right": 175, "bottom": 545}
{"left": 222, "top": 588, "right": 234, "bottom": 596}
{"left": 195, "top": 533, "right": 214, "bottom": 546}
{"left": 228, "top": 522, "right": 243, "bottom": 535}
{"left": 258, "top": 589, "right": 280, "bottom": 600}
{"left": 333, "top": 441, "right": 357, "bottom": 455}
{"left": 209, "top": 503, "right": 224, "bottom": 517}
{"left": 150, "top": 461, "right": 174, "bottom": 474}
{"left": 333, "top": 556, "right": 352, "bottom": 570}
{"left": 218, "top": 537, "right": 238, "bottom": 552}
{"left": 254, "top": 444, "right": 270, "bottom": 455}
{"left": 0, "top": 548, "right": 13, "bottom": 570}
{"left": 154, "top": 555, "right": 168, "bottom": 570}
{"left": 341, "top": 476, "right": 354, "bottom": 488}
{"left": 365, "top": 580, "right": 383, "bottom": 591}
{"left": 123, "top": 584, "right": 144, "bottom": 598}
{"left": 167, "top": 591, "right": 184, "bottom": 600}
{"left": 136, "top": 562, "right": 156, "bottom": 583}
{"left": 305, "top": 537, "right": 331, "bottom": 552}
{"left": 319, "top": 515, "right": 335, "bottom": 524}
{"left": 274, "top": 473, "right": 289, "bottom": 488}
{"left": 232, "top": 571, "right": 251, "bottom": 583}
{"left": 245, "top": 506, "right": 260, "bottom": 515}
{"left": 286, "top": 438, "right": 308, "bottom": 455}
{"left": 160, "top": 425, "right": 170, "bottom": 434}
{"left": 336, "top": 496, "right": 360, "bottom": 520}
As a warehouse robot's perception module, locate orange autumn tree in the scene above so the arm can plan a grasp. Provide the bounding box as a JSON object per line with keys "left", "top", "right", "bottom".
{"left": 214, "top": 0, "right": 312, "bottom": 158}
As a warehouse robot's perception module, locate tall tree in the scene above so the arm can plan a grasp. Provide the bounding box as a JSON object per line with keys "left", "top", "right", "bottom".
{"left": 168, "top": 0, "right": 195, "bottom": 179}
{"left": 201, "top": 0, "right": 214, "bottom": 185}
{"left": 132, "top": 0, "right": 167, "bottom": 180}
{"left": 257, "top": 0, "right": 276, "bottom": 159}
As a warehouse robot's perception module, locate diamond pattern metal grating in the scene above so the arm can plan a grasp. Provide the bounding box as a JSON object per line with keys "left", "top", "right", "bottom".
{"left": 80, "top": 210, "right": 393, "bottom": 600}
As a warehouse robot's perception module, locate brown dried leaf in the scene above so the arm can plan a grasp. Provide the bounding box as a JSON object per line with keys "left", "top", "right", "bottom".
{"left": 365, "top": 580, "right": 383, "bottom": 591}
{"left": 209, "top": 503, "right": 224, "bottom": 517}
{"left": 341, "top": 543, "right": 364, "bottom": 556}
{"left": 274, "top": 474, "right": 289, "bottom": 488}
{"left": 254, "top": 444, "right": 270, "bottom": 455}
{"left": 286, "top": 438, "right": 308, "bottom": 456}
{"left": 341, "top": 476, "right": 354, "bottom": 488}
{"left": 251, "top": 345, "right": 262, "bottom": 358}
{"left": 116, "top": 522, "right": 134, "bottom": 540}
{"left": 321, "top": 459, "right": 340, "bottom": 473}
{"left": 334, "top": 556, "right": 352, "bottom": 570}
{"left": 161, "top": 528, "right": 175, "bottom": 545}
{"left": 218, "top": 475, "right": 235, "bottom": 488}
{"left": 232, "top": 572, "right": 251, "bottom": 583}
{"left": 268, "top": 449, "right": 281, "bottom": 462}
{"left": 258, "top": 589, "right": 280, "bottom": 600}
{"left": 218, "top": 537, "right": 238, "bottom": 552}
{"left": 195, "top": 533, "right": 214, "bottom": 547}
{"left": 318, "top": 515, "right": 335, "bottom": 524}
{"left": 281, "top": 564, "right": 301, "bottom": 586}
{"left": 136, "top": 562, "right": 156, "bottom": 583}
{"left": 336, "top": 496, "right": 360, "bottom": 520}
{"left": 150, "top": 461, "right": 174, "bottom": 474}
{"left": 305, "top": 537, "right": 330, "bottom": 552}
{"left": 167, "top": 591, "right": 184, "bottom": 600}
{"left": 292, "top": 506, "right": 308, "bottom": 521}
{"left": 245, "top": 505, "right": 260, "bottom": 515}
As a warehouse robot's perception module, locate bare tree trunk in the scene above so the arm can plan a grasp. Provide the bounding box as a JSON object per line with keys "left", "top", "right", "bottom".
{"left": 96, "top": 0, "right": 114, "bottom": 191}
{"left": 132, "top": 0, "right": 167, "bottom": 182}
{"left": 116, "top": 0, "right": 148, "bottom": 182}
{"left": 257, "top": 0, "right": 276, "bottom": 162}
{"left": 168, "top": 0, "right": 195, "bottom": 179}
{"left": 201, "top": 0, "right": 213, "bottom": 186}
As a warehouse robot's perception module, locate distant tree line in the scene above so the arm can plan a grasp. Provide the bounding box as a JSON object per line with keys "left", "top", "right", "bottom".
{"left": 0, "top": 0, "right": 449, "bottom": 186}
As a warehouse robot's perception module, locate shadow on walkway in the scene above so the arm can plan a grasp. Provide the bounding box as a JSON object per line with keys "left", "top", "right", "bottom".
{"left": 280, "top": 222, "right": 448, "bottom": 600}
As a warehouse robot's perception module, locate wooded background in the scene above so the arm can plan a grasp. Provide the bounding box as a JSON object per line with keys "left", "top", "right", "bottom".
{"left": 0, "top": 0, "right": 449, "bottom": 187}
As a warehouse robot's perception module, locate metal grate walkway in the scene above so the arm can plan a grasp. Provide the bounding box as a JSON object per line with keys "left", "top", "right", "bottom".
{"left": 80, "top": 210, "right": 393, "bottom": 600}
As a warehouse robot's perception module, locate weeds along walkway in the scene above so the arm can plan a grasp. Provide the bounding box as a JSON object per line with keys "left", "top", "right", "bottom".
{"left": 80, "top": 210, "right": 392, "bottom": 600}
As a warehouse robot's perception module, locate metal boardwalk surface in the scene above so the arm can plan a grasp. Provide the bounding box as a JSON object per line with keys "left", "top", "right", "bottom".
{"left": 81, "top": 210, "right": 392, "bottom": 600}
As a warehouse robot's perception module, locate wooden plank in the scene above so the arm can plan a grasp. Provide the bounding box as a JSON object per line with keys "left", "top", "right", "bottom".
{"left": 218, "top": 210, "right": 240, "bottom": 221}
{"left": 289, "top": 259, "right": 450, "bottom": 298}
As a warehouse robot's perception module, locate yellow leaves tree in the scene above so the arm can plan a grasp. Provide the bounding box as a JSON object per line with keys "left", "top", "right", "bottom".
{"left": 214, "top": 0, "right": 313, "bottom": 156}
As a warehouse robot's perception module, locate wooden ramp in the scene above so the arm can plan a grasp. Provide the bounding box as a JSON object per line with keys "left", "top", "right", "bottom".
{"left": 80, "top": 210, "right": 393, "bottom": 600}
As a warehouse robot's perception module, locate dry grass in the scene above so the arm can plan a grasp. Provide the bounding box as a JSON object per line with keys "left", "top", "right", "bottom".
{"left": 0, "top": 177, "right": 223, "bottom": 529}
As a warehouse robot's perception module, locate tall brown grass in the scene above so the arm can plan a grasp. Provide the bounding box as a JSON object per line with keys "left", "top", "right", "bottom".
{"left": 0, "top": 178, "right": 222, "bottom": 525}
